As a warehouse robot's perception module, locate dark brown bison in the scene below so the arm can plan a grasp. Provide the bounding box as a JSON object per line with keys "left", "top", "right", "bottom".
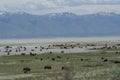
{"left": 44, "top": 65, "right": 52, "bottom": 70}
{"left": 50, "top": 51, "right": 53, "bottom": 54}
{"left": 114, "top": 60, "right": 120, "bottom": 64}
{"left": 30, "top": 52, "right": 36, "bottom": 56}
{"left": 23, "top": 67, "right": 31, "bottom": 73}
{"left": 35, "top": 47, "right": 38, "bottom": 49}
{"left": 61, "top": 51, "right": 64, "bottom": 53}
{"left": 41, "top": 58, "right": 43, "bottom": 61}
{"left": 21, "top": 53, "right": 26, "bottom": 56}
{"left": 57, "top": 56, "right": 61, "bottom": 59}
{"left": 101, "top": 57, "right": 104, "bottom": 60}
{"left": 103, "top": 59, "right": 108, "bottom": 62}
{"left": 81, "top": 58, "right": 83, "bottom": 61}
{"left": 51, "top": 58, "right": 55, "bottom": 61}
{"left": 110, "top": 60, "right": 120, "bottom": 64}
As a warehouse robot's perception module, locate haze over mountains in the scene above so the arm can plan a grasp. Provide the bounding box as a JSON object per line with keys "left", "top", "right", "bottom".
{"left": 0, "top": 11, "right": 120, "bottom": 39}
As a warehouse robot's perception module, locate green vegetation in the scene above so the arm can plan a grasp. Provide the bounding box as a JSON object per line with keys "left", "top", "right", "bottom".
{"left": 0, "top": 51, "right": 120, "bottom": 80}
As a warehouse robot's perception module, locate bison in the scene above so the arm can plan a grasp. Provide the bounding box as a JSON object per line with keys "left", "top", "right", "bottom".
{"left": 23, "top": 67, "right": 31, "bottom": 73}
{"left": 57, "top": 56, "right": 61, "bottom": 59}
{"left": 44, "top": 65, "right": 52, "bottom": 70}
{"left": 30, "top": 52, "right": 36, "bottom": 56}
{"left": 51, "top": 58, "right": 55, "bottom": 61}
{"left": 103, "top": 59, "right": 108, "bottom": 62}
{"left": 101, "top": 57, "right": 104, "bottom": 60}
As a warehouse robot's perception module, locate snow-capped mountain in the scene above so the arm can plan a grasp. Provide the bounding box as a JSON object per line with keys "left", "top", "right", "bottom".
{"left": 0, "top": 12, "right": 120, "bottom": 39}
{"left": 0, "top": 11, "right": 4, "bottom": 15}
{"left": 33, "top": 5, "right": 120, "bottom": 16}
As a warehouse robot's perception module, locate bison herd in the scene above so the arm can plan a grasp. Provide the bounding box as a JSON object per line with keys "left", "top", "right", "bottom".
{"left": 0, "top": 45, "right": 66, "bottom": 56}
{"left": 0, "top": 43, "right": 120, "bottom": 56}
{"left": 23, "top": 64, "right": 73, "bottom": 74}
{"left": 0, "top": 43, "right": 120, "bottom": 74}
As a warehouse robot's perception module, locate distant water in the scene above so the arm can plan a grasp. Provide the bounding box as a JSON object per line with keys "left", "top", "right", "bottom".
{"left": 0, "top": 36, "right": 120, "bottom": 45}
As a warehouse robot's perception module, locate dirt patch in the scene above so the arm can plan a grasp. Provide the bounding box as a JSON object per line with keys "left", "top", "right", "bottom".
{"left": 0, "top": 73, "right": 47, "bottom": 80}
{"left": 0, "top": 62, "right": 16, "bottom": 65}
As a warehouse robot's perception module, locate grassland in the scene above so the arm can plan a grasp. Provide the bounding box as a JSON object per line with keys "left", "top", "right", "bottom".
{"left": 0, "top": 50, "right": 120, "bottom": 80}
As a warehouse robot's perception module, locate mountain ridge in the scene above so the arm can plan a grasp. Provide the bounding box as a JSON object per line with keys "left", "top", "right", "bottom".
{"left": 0, "top": 12, "right": 120, "bottom": 39}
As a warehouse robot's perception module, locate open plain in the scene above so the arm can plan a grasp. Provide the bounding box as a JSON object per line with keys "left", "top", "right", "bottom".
{"left": 0, "top": 37, "right": 120, "bottom": 80}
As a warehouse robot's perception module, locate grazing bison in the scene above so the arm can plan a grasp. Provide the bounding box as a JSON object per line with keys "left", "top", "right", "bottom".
{"left": 23, "top": 67, "right": 31, "bottom": 73}
{"left": 51, "top": 58, "right": 55, "bottom": 61}
{"left": 41, "top": 47, "right": 44, "bottom": 49}
{"left": 30, "top": 52, "right": 36, "bottom": 56}
{"left": 5, "top": 46, "right": 11, "bottom": 48}
{"left": 64, "top": 47, "right": 67, "bottom": 49}
{"left": 110, "top": 60, "right": 120, "bottom": 64}
{"left": 61, "top": 51, "right": 64, "bottom": 53}
{"left": 61, "top": 66, "right": 65, "bottom": 70}
{"left": 15, "top": 49, "right": 18, "bottom": 52}
{"left": 50, "top": 51, "right": 53, "bottom": 54}
{"left": 7, "top": 52, "right": 10, "bottom": 55}
{"left": 23, "top": 47, "right": 27, "bottom": 51}
{"left": 114, "top": 60, "right": 120, "bottom": 64}
{"left": 31, "top": 49, "right": 34, "bottom": 51}
{"left": 57, "top": 56, "right": 61, "bottom": 59}
{"left": 35, "top": 47, "right": 38, "bottom": 49}
{"left": 101, "top": 57, "right": 104, "bottom": 60}
{"left": 41, "top": 58, "right": 43, "bottom": 61}
{"left": 44, "top": 65, "right": 52, "bottom": 70}
{"left": 103, "top": 59, "right": 108, "bottom": 62}
{"left": 21, "top": 53, "right": 26, "bottom": 56}
{"left": 116, "top": 51, "right": 120, "bottom": 54}
{"left": 71, "top": 46, "right": 74, "bottom": 49}
{"left": 81, "top": 58, "right": 83, "bottom": 61}
{"left": 40, "top": 49, "right": 42, "bottom": 51}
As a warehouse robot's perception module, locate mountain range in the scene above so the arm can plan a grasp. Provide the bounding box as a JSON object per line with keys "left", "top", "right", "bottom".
{"left": 0, "top": 12, "right": 120, "bottom": 39}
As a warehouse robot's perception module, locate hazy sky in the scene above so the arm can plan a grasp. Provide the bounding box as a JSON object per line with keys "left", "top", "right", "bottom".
{"left": 0, "top": 0, "right": 120, "bottom": 15}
